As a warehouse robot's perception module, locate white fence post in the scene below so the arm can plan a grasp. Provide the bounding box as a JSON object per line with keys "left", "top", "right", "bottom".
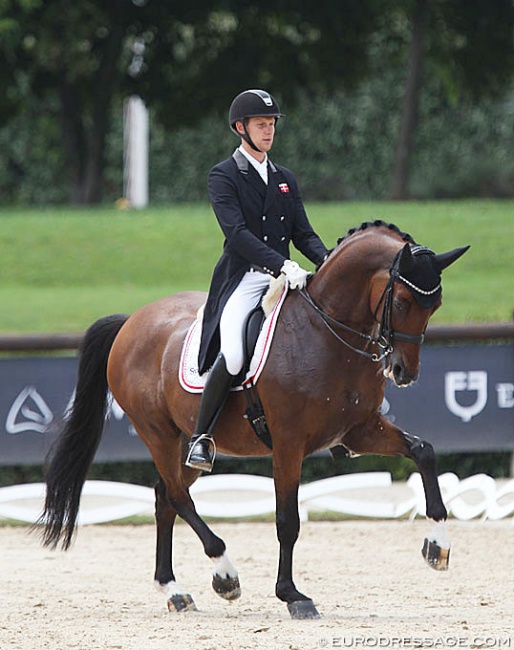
{"left": 123, "top": 95, "right": 149, "bottom": 209}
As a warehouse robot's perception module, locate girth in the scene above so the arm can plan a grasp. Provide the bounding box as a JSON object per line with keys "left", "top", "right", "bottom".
{"left": 239, "top": 305, "right": 273, "bottom": 450}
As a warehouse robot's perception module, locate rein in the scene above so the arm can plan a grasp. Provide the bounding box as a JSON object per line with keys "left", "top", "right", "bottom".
{"left": 298, "top": 288, "right": 392, "bottom": 363}
{"left": 298, "top": 250, "right": 425, "bottom": 364}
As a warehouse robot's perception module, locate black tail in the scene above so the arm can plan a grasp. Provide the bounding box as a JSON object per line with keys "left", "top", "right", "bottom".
{"left": 36, "top": 314, "right": 129, "bottom": 550}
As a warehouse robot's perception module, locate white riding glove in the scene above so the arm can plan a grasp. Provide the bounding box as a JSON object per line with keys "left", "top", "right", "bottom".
{"left": 280, "top": 260, "right": 310, "bottom": 290}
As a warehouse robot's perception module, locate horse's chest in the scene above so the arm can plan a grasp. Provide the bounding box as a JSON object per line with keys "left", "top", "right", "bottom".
{"left": 328, "top": 386, "right": 380, "bottom": 430}
{"left": 342, "top": 388, "right": 362, "bottom": 407}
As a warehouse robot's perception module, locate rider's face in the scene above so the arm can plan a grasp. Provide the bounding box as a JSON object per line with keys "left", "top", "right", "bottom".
{"left": 237, "top": 116, "right": 276, "bottom": 158}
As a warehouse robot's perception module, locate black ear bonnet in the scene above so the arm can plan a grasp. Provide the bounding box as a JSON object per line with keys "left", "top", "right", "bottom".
{"left": 392, "top": 243, "right": 470, "bottom": 309}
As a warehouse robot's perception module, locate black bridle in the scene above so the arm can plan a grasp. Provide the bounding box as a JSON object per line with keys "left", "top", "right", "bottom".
{"left": 298, "top": 250, "right": 426, "bottom": 364}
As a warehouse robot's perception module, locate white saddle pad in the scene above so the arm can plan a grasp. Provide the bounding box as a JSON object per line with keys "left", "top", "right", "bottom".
{"left": 179, "top": 285, "right": 288, "bottom": 393}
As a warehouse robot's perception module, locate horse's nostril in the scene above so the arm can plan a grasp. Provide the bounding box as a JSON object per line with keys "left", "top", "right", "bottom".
{"left": 394, "top": 363, "right": 417, "bottom": 386}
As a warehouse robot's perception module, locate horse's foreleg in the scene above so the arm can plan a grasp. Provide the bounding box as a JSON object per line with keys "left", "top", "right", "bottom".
{"left": 404, "top": 432, "right": 450, "bottom": 571}
{"left": 344, "top": 420, "right": 450, "bottom": 571}
{"left": 273, "top": 452, "right": 320, "bottom": 620}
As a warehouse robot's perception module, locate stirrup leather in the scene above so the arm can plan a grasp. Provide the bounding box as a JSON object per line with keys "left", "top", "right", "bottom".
{"left": 185, "top": 434, "right": 217, "bottom": 472}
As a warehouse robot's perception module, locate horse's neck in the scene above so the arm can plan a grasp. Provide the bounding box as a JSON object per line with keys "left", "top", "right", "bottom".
{"left": 308, "top": 236, "right": 398, "bottom": 326}
{"left": 308, "top": 262, "right": 372, "bottom": 326}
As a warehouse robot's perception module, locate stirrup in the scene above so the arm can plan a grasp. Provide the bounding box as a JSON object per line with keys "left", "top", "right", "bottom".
{"left": 185, "top": 434, "right": 216, "bottom": 472}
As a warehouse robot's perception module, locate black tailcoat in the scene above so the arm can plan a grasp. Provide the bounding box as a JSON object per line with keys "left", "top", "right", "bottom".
{"left": 198, "top": 149, "right": 328, "bottom": 374}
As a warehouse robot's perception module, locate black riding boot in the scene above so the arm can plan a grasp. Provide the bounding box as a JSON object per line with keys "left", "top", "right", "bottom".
{"left": 185, "top": 353, "right": 235, "bottom": 472}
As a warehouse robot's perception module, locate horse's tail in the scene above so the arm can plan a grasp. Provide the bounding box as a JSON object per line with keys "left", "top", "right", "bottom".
{"left": 36, "top": 314, "right": 129, "bottom": 550}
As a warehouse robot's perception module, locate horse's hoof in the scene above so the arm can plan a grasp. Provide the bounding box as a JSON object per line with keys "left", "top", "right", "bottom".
{"left": 167, "top": 593, "right": 198, "bottom": 612}
{"left": 287, "top": 599, "right": 321, "bottom": 620}
{"left": 212, "top": 574, "right": 241, "bottom": 601}
{"left": 422, "top": 538, "right": 450, "bottom": 571}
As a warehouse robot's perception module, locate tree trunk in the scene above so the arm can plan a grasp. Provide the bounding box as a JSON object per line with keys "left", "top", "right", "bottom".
{"left": 58, "top": 2, "right": 125, "bottom": 205}
{"left": 82, "top": 15, "right": 125, "bottom": 204}
{"left": 389, "top": 0, "right": 430, "bottom": 200}
{"left": 59, "top": 81, "right": 87, "bottom": 204}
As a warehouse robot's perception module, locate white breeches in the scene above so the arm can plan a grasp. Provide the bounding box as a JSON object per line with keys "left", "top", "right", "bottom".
{"left": 219, "top": 270, "right": 271, "bottom": 375}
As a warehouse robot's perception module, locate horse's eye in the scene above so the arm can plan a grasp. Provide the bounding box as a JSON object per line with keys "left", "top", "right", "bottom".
{"left": 394, "top": 298, "right": 407, "bottom": 312}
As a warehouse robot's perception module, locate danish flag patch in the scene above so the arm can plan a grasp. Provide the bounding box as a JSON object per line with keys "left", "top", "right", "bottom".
{"left": 279, "top": 183, "right": 290, "bottom": 193}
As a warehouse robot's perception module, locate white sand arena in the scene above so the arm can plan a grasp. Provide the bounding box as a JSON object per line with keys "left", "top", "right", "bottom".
{"left": 1, "top": 519, "right": 513, "bottom": 649}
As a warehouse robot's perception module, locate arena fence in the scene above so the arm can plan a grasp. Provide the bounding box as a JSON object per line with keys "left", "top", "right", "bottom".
{"left": 0, "top": 322, "right": 512, "bottom": 524}
{"left": 0, "top": 321, "right": 512, "bottom": 467}
{"left": 1, "top": 472, "right": 514, "bottom": 524}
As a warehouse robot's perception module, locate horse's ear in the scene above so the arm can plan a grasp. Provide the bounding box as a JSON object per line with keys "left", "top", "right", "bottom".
{"left": 397, "top": 243, "right": 415, "bottom": 274}
{"left": 434, "top": 245, "right": 470, "bottom": 272}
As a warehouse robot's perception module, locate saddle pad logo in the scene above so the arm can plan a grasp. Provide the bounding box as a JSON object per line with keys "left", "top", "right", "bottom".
{"left": 278, "top": 183, "right": 290, "bottom": 193}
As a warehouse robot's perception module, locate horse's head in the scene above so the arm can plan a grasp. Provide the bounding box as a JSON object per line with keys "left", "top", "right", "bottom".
{"left": 307, "top": 221, "right": 469, "bottom": 389}
{"left": 372, "top": 240, "right": 470, "bottom": 386}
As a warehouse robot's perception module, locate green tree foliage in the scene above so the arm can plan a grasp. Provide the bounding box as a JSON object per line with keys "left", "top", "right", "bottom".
{"left": 97, "top": 72, "right": 514, "bottom": 203}
{"left": 384, "top": 0, "right": 514, "bottom": 198}
{"left": 0, "top": 0, "right": 380, "bottom": 203}
{"left": 1, "top": 81, "right": 513, "bottom": 204}
{"left": 1, "top": 0, "right": 512, "bottom": 204}
{"left": 431, "top": 0, "right": 514, "bottom": 102}
{"left": 135, "top": 0, "right": 380, "bottom": 129}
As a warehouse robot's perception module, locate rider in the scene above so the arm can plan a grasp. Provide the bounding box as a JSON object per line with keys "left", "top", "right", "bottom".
{"left": 185, "top": 89, "right": 329, "bottom": 472}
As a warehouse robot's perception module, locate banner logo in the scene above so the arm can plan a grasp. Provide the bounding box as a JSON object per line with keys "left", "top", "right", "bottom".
{"left": 445, "top": 371, "right": 488, "bottom": 422}
{"left": 6, "top": 386, "right": 54, "bottom": 434}
{"left": 496, "top": 383, "right": 514, "bottom": 409}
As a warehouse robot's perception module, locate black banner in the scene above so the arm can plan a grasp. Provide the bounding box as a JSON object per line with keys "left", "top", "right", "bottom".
{"left": 0, "top": 357, "right": 149, "bottom": 466}
{"left": 0, "top": 343, "right": 513, "bottom": 466}
{"left": 383, "top": 343, "right": 514, "bottom": 452}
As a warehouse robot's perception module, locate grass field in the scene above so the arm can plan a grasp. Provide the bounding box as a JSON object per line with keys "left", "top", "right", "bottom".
{"left": 0, "top": 199, "right": 512, "bottom": 333}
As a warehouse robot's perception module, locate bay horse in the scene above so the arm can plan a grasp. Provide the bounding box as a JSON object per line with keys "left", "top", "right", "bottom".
{"left": 38, "top": 220, "right": 469, "bottom": 620}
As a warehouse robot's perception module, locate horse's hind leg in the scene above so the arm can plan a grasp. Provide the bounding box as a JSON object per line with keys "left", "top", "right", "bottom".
{"left": 152, "top": 435, "right": 241, "bottom": 610}
{"left": 343, "top": 417, "right": 450, "bottom": 571}
{"left": 154, "top": 475, "right": 198, "bottom": 612}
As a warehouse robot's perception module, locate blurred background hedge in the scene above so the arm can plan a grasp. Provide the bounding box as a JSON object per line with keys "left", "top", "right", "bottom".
{"left": 2, "top": 72, "right": 513, "bottom": 206}
{"left": 1, "top": 451, "right": 512, "bottom": 490}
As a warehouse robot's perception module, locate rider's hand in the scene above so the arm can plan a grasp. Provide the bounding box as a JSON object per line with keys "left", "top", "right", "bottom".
{"left": 280, "top": 260, "right": 310, "bottom": 290}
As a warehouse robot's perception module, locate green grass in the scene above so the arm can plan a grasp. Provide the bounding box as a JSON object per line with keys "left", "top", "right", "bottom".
{"left": 0, "top": 199, "right": 512, "bottom": 333}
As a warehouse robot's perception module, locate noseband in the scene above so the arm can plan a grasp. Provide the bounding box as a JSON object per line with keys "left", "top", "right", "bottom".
{"left": 298, "top": 249, "right": 427, "bottom": 364}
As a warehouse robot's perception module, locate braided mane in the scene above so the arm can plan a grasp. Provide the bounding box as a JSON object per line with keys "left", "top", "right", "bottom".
{"left": 337, "top": 220, "right": 418, "bottom": 246}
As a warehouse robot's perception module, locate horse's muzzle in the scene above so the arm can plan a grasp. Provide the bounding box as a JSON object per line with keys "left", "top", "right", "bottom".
{"left": 384, "top": 356, "right": 419, "bottom": 387}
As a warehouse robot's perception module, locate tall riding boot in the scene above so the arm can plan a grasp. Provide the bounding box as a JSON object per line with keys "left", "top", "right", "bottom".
{"left": 185, "top": 353, "right": 235, "bottom": 472}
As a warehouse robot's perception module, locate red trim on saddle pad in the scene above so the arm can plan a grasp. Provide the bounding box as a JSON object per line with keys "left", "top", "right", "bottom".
{"left": 179, "top": 286, "right": 288, "bottom": 393}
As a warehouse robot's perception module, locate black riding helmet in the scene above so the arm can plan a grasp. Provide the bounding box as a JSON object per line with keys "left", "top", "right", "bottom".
{"left": 229, "top": 89, "right": 283, "bottom": 152}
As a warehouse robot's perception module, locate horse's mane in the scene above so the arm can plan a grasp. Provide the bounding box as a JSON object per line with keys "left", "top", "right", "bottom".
{"left": 337, "top": 220, "right": 418, "bottom": 246}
